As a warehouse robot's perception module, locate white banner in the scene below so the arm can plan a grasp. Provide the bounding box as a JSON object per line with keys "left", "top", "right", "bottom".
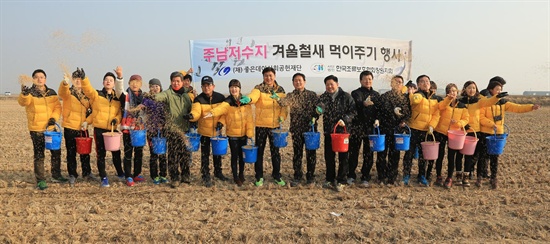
{"left": 190, "top": 35, "right": 412, "bottom": 93}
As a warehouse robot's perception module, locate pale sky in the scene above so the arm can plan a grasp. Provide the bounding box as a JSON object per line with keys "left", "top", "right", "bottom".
{"left": 1, "top": 0, "right": 548, "bottom": 95}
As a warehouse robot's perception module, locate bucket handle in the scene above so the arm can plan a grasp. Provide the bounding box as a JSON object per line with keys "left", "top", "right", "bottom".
{"left": 332, "top": 123, "right": 347, "bottom": 134}
{"left": 464, "top": 127, "right": 478, "bottom": 140}
{"left": 424, "top": 131, "right": 437, "bottom": 144}
{"left": 394, "top": 124, "right": 411, "bottom": 135}
{"left": 247, "top": 138, "right": 255, "bottom": 146}
{"left": 156, "top": 129, "right": 163, "bottom": 139}
{"left": 494, "top": 124, "right": 510, "bottom": 137}
{"left": 372, "top": 126, "right": 381, "bottom": 137}
{"left": 80, "top": 129, "right": 89, "bottom": 138}
{"left": 45, "top": 122, "right": 61, "bottom": 132}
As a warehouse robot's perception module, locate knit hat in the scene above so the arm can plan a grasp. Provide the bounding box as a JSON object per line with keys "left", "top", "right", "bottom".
{"left": 201, "top": 76, "right": 214, "bottom": 85}
{"left": 129, "top": 74, "right": 142, "bottom": 82}
{"left": 149, "top": 78, "right": 162, "bottom": 88}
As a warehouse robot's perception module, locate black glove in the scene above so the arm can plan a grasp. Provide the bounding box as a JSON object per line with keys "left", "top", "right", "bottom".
{"left": 111, "top": 119, "right": 117, "bottom": 126}
{"left": 464, "top": 124, "right": 471, "bottom": 131}
{"left": 216, "top": 122, "right": 223, "bottom": 131}
{"left": 21, "top": 85, "right": 31, "bottom": 95}
{"left": 182, "top": 114, "right": 193, "bottom": 120}
{"left": 77, "top": 67, "right": 85, "bottom": 79}
{"left": 47, "top": 118, "right": 56, "bottom": 126}
{"left": 496, "top": 92, "right": 508, "bottom": 98}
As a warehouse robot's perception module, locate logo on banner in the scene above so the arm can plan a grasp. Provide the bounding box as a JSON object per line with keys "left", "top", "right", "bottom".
{"left": 218, "top": 67, "right": 231, "bottom": 76}
{"left": 311, "top": 64, "right": 325, "bottom": 74}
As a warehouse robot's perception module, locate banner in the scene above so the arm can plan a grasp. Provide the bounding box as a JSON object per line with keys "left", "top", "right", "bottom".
{"left": 190, "top": 35, "right": 412, "bottom": 92}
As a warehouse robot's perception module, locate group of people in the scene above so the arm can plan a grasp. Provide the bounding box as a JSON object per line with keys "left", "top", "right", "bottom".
{"left": 19, "top": 66, "right": 540, "bottom": 191}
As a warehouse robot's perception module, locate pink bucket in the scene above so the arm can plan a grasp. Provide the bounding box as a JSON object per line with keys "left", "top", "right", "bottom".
{"left": 447, "top": 128, "right": 466, "bottom": 150}
{"left": 460, "top": 133, "right": 479, "bottom": 156}
{"left": 421, "top": 132, "right": 439, "bottom": 160}
{"left": 102, "top": 127, "right": 122, "bottom": 151}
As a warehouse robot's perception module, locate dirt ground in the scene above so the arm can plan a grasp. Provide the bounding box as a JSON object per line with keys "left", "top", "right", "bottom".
{"left": 1, "top": 97, "right": 549, "bottom": 243}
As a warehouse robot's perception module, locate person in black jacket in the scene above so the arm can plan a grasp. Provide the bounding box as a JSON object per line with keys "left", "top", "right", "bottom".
{"left": 318, "top": 75, "right": 356, "bottom": 192}
{"left": 280, "top": 73, "right": 320, "bottom": 187}
{"left": 374, "top": 75, "right": 411, "bottom": 185}
{"left": 348, "top": 71, "right": 380, "bottom": 186}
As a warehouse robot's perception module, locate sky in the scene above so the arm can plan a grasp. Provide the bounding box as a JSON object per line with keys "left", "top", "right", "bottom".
{"left": 1, "top": 0, "right": 549, "bottom": 95}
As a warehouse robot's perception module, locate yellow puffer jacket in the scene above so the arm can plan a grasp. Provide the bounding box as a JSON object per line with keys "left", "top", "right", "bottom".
{"left": 434, "top": 96, "right": 469, "bottom": 135}
{"left": 58, "top": 81, "right": 92, "bottom": 131}
{"left": 248, "top": 82, "right": 288, "bottom": 128}
{"left": 458, "top": 95, "right": 499, "bottom": 132}
{"left": 209, "top": 95, "right": 254, "bottom": 138}
{"left": 480, "top": 100, "right": 534, "bottom": 134}
{"left": 408, "top": 90, "right": 440, "bottom": 131}
{"left": 81, "top": 77, "right": 122, "bottom": 130}
{"left": 189, "top": 92, "right": 226, "bottom": 137}
{"left": 18, "top": 85, "right": 62, "bottom": 132}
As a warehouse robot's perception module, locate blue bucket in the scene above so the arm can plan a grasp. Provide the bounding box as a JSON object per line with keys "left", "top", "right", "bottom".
{"left": 130, "top": 129, "right": 146, "bottom": 147}
{"left": 486, "top": 125, "right": 509, "bottom": 155}
{"left": 152, "top": 130, "right": 166, "bottom": 155}
{"left": 44, "top": 123, "right": 62, "bottom": 150}
{"left": 242, "top": 139, "right": 258, "bottom": 164}
{"left": 368, "top": 127, "right": 386, "bottom": 152}
{"left": 185, "top": 133, "right": 201, "bottom": 152}
{"left": 272, "top": 129, "right": 289, "bottom": 148}
{"left": 211, "top": 136, "right": 228, "bottom": 155}
{"left": 304, "top": 131, "right": 320, "bottom": 150}
{"left": 394, "top": 125, "right": 411, "bottom": 151}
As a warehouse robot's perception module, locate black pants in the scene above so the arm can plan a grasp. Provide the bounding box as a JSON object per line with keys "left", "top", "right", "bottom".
{"left": 431, "top": 131, "right": 448, "bottom": 178}
{"left": 348, "top": 132, "right": 375, "bottom": 181}
{"left": 147, "top": 133, "right": 167, "bottom": 179}
{"left": 324, "top": 133, "right": 349, "bottom": 184}
{"left": 229, "top": 136, "right": 247, "bottom": 180}
{"left": 122, "top": 133, "right": 144, "bottom": 178}
{"left": 464, "top": 131, "right": 481, "bottom": 173}
{"left": 291, "top": 132, "right": 317, "bottom": 181}
{"left": 93, "top": 127, "right": 122, "bottom": 178}
{"left": 254, "top": 127, "right": 282, "bottom": 181}
{"left": 63, "top": 128, "right": 91, "bottom": 178}
{"left": 447, "top": 148, "right": 461, "bottom": 178}
{"left": 477, "top": 133, "right": 490, "bottom": 178}
{"left": 200, "top": 135, "right": 224, "bottom": 180}
{"left": 376, "top": 132, "right": 400, "bottom": 183}
{"left": 166, "top": 130, "right": 191, "bottom": 182}
{"left": 403, "top": 128, "right": 428, "bottom": 178}
{"left": 30, "top": 131, "right": 62, "bottom": 182}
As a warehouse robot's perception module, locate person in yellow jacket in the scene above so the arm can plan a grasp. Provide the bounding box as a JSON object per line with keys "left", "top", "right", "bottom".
{"left": 241, "top": 67, "right": 288, "bottom": 187}
{"left": 59, "top": 68, "right": 96, "bottom": 186}
{"left": 81, "top": 68, "right": 123, "bottom": 187}
{"left": 205, "top": 79, "right": 255, "bottom": 186}
{"left": 455, "top": 80, "right": 503, "bottom": 186}
{"left": 432, "top": 83, "right": 469, "bottom": 188}
{"left": 19, "top": 69, "right": 65, "bottom": 190}
{"left": 186, "top": 76, "right": 227, "bottom": 187}
{"left": 478, "top": 81, "right": 540, "bottom": 189}
{"left": 402, "top": 75, "right": 441, "bottom": 186}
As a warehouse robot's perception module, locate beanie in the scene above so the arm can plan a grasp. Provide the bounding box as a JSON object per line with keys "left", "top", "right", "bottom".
{"left": 149, "top": 78, "right": 162, "bottom": 88}
{"left": 129, "top": 74, "right": 142, "bottom": 82}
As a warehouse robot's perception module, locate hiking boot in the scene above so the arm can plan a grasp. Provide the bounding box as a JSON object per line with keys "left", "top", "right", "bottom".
{"left": 306, "top": 178, "right": 314, "bottom": 185}
{"left": 133, "top": 175, "right": 146, "bottom": 183}
{"left": 234, "top": 178, "right": 243, "bottom": 187}
{"left": 462, "top": 173, "right": 470, "bottom": 187}
{"left": 126, "top": 177, "right": 135, "bottom": 187}
{"left": 490, "top": 178, "right": 498, "bottom": 189}
{"left": 419, "top": 176, "right": 429, "bottom": 187}
{"left": 51, "top": 176, "right": 69, "bottom": 183}
{"left": 101, "top": 177, "right": 110, "bottom": 187}
{"left": 37, "top": 180, "right": 48, "bottom": 190}
{"left": 475, "top": 177, "right": 482, "bottom": 187}
{"left": 455, "top": 172, "right": 463, "bottom": 186}
{"left": 254, "top": 178, "right": 264, "bottom": 187}
{"left": 290, "top": 179, "right": 300, "bottom": 187}
{"left": 69, "top": 175, "right": 76, "bottom": 186}
{"left": 360, "top": 180, "right": 369, "bottom": 188}
{"left": 322, "top": 181, "right": 334, "bottom": 189}
{"left": 335, "top": 183, "right": 344, "bottom": 192}
{"left": 274, "top": 178, "right": 286, "bottom": 186}
{"left": 435, "top": 176, "right": 443, "bottom": 186}
{"left": 170, "top": 180, "right": 181, "bottom": 188}
{"left": 214, "top": 173, "right": 228, "bottom": 181}
{"left": 83, "top": 174, "right": 99, "bottom": 182}
{"left": 403, "top": 175, "right": 410, "bottom": 186}
{"left": 444, "top": 177, "right": 452, "bottom": 189}
{"left": 346, "top": 178, "right": 355, "bottom": 185}
{"left": 153, "top": 177, "right": 161, "bottom": 185}
{"left": 160, "top": 176, "right": 170, "bottom": 184}
{"left": 204, "top": 178, "right": 213, "bottom": 188}
{"left": 238, "top": 173, "right": 245, "bottom": 183}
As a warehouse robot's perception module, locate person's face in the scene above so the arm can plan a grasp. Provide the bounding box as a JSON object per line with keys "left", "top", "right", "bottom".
{"left": 33, "top": 72, "right": 46, "bottom": 87}
{"left": 72, "top": 77, "right": 82, "bottom": 88}
{"left": 182, "top": 78, "right": 191, "bottom": 88}
{"left": 417, "top": 77, "right": 430, "bottom": 92}
{"left": 229, "top": 86, "right": 240, "bottom": 96}
{"left": 489, "top": 85, "right": 502, "bottom": 96}
{"left": 292, "top": 75, "right": 305, "bottom": 91}
{"left": 171, "top": 77, "right": 183, "bottom": 91}
{"left": 465, "top": 83, "right": 477, "bottom": 97}
{"left": 448, "top": 86, "right": 458, "bottom": 97}
{"left": 103, "top": 76, "right": 115, "bottom": 90}
{"left": 360, "top": 74, "right": 373, "bottom": 89}
{"left": 149, "top": 84, "right": 161, "bottom": 94}
{"left": 263, "top": 71, "right": 276, "bottom": 87}
{"left": 325, "top": 79, "right": 338, "bottom": 93}
{"left": 129, "top": 79, "right": 142, "bottom": 92}
{"left": 201, "top": 83, "right": 214, "bottom": 97}
{"left": 390, "top": 77, "right": 404, "bottom": 92}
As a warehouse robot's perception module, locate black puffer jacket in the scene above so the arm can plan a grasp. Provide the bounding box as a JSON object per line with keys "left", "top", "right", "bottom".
{"left": 283, "top": 89, "right": 320, "bottom": 135}
{"left": 375, "top": 90, "right": 411, "bottom": 134}
{"left": 319, "top": 87, "right": 356, "bottom": 134}
{"left": 351, "top": 87, "right": 380, "bottom": 132}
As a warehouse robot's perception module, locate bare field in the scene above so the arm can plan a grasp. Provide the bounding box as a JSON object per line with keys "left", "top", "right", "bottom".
{"left": 1, "top": 98, "right": 549, "bottom": 243}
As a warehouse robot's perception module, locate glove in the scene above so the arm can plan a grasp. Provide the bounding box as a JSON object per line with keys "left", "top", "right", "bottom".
{"left": 394, "top": 107, "right": 403, "bottom": 116}
{"left": 77, "top": 67, "right": 85, "bottom": 79}
{"left": 278, "top": 116, "right": 284, "bottom": 123}
{"left": 63, "top": 73, "right": 71, "bottom": 85}
{"left": 182, "top": 114, "right": 194, "bottom": 120}
{"left": 203, "top": 112, "right": 213, "bottom": 118}
{"left": 216, "top": 122, "right": 223, "bottom": 131}
{"left": 270, "top": 91, "right": 280, "bottom": 101}
{"left": 363, "top": 96, "right": 374, "bottom": 106}
{"left": 47, "top": 118, "right": 56, "bottom": 126}
{"left": 81, "top": 122, "right": 88, "bottom": 130}
{"left": 315, "top": 106, "right": 324, "bottom": 115}
{"left": 374, "top": 119, "right": 379, "bottom": 128}
{"left": 428, "top": 126, "right": 434, "bottom": 134}
{"left": 464, "top": 124, "right": 471, "bottom": 131}
{"left": 111, "top": 119, "right": 117, "bottom": 126}
{"left": 337, "top": 119, "right": 345, "bottom": 127}
{"left": 309, "top": 117, "right": 316, "bottom": 126}
{"left": 239, "top": 95, "right": 251, "bottom": 105}
{"left": 496, "top": 92, "right": 508, "bottom": 98}
{"left": 21, "top": 85, "right": 32, "bottom": 95}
